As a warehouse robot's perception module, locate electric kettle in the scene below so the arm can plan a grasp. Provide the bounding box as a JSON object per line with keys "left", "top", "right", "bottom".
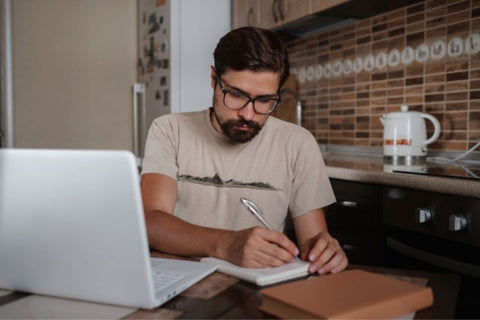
{"left": 380, "top": 105, "right": 441, "bottom": 162}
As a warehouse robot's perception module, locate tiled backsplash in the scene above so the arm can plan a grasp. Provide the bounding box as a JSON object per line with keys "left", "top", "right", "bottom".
{"left": 285, "top": 0, "right": 479, "bottom": 152}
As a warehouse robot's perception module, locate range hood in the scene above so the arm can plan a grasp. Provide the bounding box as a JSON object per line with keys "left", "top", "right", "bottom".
{"left": 274, "top": 0, "right": 424, "bottom": 40}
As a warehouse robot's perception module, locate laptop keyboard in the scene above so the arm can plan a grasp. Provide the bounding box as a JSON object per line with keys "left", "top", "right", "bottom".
{"left": 152, "top": 270, "right": 186, "bottom": 292}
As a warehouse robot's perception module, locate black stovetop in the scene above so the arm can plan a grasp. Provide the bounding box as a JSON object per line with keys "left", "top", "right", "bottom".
{"left": 393, "top": 165, "right": 480, "bottom": 180}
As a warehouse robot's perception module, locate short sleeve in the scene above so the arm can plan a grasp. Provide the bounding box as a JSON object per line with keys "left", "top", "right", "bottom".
{"left": 288, "top": 130, "right": 335, "bottom": 218}
{"left": 141, "top": 116, "right": 179, "bottom": 180}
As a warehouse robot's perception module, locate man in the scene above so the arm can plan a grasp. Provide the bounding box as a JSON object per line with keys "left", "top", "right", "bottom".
{"left": 141, "top": 27, "right": 348, "bottom": 275}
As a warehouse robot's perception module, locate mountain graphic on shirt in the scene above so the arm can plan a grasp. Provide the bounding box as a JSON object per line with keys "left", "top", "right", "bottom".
{"left": 178, "top": 173, "right": 279, "bottom": 190}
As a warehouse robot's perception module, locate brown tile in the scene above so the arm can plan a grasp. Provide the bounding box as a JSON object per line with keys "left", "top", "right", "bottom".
{"left": 425, "top": 93, "right": 445, "bottom": 102}
{"left": 471, "top": 69, "right": 480, "bottom": 80}
{"left": 406, "top": 77, "right": 424, "bottom": 86}
{"left": 372, "top": 31, "right": 388, "bottom": 41}
{"left": 442, "top": 111, "right": 468, "bottom": 130}
{"left": 388, "top": 27, "right": 405, "bottom": 38}
{"left": 407, "top": 12, "right": 425, "bottom": 24}
{"left": 471, "top": 57, "right": 480, "bottom": 70}
{"left": 471, "top": 101, "right": 480, "bottom": 110}
{"left": 426, "top": 0, "right": 447, "bottom": 9}
{"left": 356, "top": 100, "right": 370, "bottom": 107}
{"left": 471, "top": 90, "right": 480, "bottom": 100}
{"left": 406, "top": 22, "right": 425, "bottom": 34}
{"left": 473, "top": 7, "right": 480, "bottom": 19}
{"left": 425, "top": 74, "right": 445, "bottom": 83}
{"left": 388, "top": 79, "right": 404, "bottom": 87}
{"left": 407, "top": 31, "right": 425, "bottom": 45}
{"left": 371, "top": 98, "right": 388, "bottom": 106}
{"left": 445, "top": 59, "right": 468, "bottom": 72}
{"left": 446, "top": 101, "right": 469, "bottom": 111}
{"left": 471, "top": 80, "right": 480, "bottom": 90}
{"left": 447, "top": 10, "right": 470, "bottom": 24}
{"left": 470, "top": 112, "right": 480, "bottom": 130}
{"left": 446, "top": 91, "right": 468, "bottom": 100}
{"left": 446, "top": 71, "right": 469, "bottom": 81}
{"left": 388, "top": 88, "right": 404, "bottom": 96}
{"left": 426, "top": 6, "right": 447, "bottom": 19}
{"left": 387, "top": 8, "right": 405, "bottom": 20}
{"left": 426, "top": 25, "right": 446, "bottom": 38}
{"left": 406, "top": 65, "right": 424, "bottom": 77}
{"left": 372, "top": 40, "right": 388, "bottom": 50}
{"left": 425, "top": 83, "right": 446, "bottom": 93}
{"left": 388, "top": 18, "right": 405, "bottom": 29}
{"left": 371, "top": 80, "right": 387, "bottom": 89}
{"left": 406, "top": 96, "right": 424, "bottom": 104}
{"left": 425, "top": 103, "right": 446, "bottom": 112}
{"left": 405, "top": 85, "right": 424, "bottom": 95}
{"left": 388, "top": 96, "right": 405, "bottom": 105}
{"left": 447, "top": 21, "right": 470, "bottom": 37}
{"left": 446, "top": 81, "right": 468, "bottom": 91}
{"left": 426, "top": 63, "right": 446, "bottom": 74}
{"left": 447, "top": 0, "right": 470, "bottom": 13}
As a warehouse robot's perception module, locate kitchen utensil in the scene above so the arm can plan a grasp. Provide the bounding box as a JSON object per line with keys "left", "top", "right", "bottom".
{"left": 380, "top": 105, "right": 441, "bottom": 163}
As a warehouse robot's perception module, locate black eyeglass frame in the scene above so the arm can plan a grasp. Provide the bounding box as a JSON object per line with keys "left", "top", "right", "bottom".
{"left": 215, "top": 71, "right": 281, "bottom": 115}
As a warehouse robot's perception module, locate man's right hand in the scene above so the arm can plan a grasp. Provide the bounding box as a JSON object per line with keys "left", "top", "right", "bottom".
{"left": 216, "top": 227, "right": 299, "bottom": 268}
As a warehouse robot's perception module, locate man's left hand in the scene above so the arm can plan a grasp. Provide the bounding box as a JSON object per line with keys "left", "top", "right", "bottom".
{"left": 299, "top": 232, "right": 348, "bottom": 274}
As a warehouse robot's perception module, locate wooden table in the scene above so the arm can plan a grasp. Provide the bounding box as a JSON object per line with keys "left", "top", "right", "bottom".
{"left": 0, "top": 260, "right": 460, "bottom": 319}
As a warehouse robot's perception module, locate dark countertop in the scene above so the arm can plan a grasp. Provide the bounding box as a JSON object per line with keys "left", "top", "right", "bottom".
{"left": 322, "top": 149, "right": 480, "bottom": 198}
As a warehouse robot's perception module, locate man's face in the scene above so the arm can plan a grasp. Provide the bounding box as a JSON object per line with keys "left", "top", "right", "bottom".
{"left": 210, "top": 68, "right": 281, "bottom": 143}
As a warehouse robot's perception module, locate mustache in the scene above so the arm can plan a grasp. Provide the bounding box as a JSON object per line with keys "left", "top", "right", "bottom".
{"left": 231, "top": 119, "right": 261, "bottom": 129}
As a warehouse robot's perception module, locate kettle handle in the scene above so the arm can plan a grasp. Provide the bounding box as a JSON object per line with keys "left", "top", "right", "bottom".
{"left": 422, "top": 114, "right": 441, "bottom": 145}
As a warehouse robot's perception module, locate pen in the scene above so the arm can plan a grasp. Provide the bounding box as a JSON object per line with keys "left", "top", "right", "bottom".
{"left": 240, "top": 197, "right": 274, "bottom": 229}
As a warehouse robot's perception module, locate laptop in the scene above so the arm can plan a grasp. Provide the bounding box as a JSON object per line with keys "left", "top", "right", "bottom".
{"left": 0, "top": 149, "right": 216, "bottom": 309}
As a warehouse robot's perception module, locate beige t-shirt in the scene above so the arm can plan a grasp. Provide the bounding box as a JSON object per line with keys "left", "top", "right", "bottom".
{"left": 142, "top": 109, "right": 335, "bottom": 232}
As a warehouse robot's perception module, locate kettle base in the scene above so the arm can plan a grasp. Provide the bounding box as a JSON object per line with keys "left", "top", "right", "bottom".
{"left": 384, "top": 155, "right": 426, "bottom": 165}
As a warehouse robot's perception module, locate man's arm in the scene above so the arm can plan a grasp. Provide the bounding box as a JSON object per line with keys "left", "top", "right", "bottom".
{"left": 140, "top": 173, "right": 298, "bottom": 268}
{"left": 293, "top": 209, "right": 348, "bottom": 274}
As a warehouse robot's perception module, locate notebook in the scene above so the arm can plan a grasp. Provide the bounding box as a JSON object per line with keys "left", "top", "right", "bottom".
{"left": 200, "top": 257, "right": 310, "bottom": 286}
{"left": 0, "top": 148, "right": 216, "bottom": 309}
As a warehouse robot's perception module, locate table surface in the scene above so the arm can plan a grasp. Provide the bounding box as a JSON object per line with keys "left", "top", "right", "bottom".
{"left": 0, "top": 256, "right": 461, "bottom": 319}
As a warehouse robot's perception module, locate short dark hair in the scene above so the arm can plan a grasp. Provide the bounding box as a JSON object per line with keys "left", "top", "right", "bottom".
{"left": 213, "top": 27, "right": 289, "bottom": 89}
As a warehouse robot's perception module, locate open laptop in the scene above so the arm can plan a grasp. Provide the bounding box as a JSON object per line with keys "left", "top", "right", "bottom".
{"left": 0, "top": 149, "right": 216, "bottom": 309}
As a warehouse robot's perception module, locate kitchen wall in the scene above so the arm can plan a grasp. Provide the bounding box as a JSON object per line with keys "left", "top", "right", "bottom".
{"left": 285, "top": 0, "right": 480, "bottom": 152}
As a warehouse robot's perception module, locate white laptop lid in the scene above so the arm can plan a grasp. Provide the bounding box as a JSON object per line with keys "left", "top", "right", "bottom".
{"left": 0, "top": 149, "right": 167, "bottom": 309}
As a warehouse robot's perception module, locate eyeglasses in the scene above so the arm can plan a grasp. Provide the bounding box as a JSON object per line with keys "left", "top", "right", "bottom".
{"left": 216, "top": 72, "right": 280, "bottom": 115}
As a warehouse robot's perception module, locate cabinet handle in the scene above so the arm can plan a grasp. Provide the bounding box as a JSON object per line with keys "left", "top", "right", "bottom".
{"left": 272, "top": 0, "right": 278, "bottom": 23}
{"left": 339, "top": 200, "right": 358, "bottom": 208}
{"left": 247, "top": 8, "right": 254, "bottom": 26}
{"left": 278, "top": 0, "right": 285, "bottom": 21}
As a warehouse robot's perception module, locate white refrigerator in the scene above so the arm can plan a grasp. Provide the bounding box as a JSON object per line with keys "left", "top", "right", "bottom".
{"left": 135, "top": 0, "right": 231, "bottom": 156}
{"left": 0, "top": 0, "right": 230, "bottom": 158}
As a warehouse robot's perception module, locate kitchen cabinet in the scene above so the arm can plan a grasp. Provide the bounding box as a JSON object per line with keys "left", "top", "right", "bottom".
{"left": 324, "top": 179, "right": 386, "bottom": 265}
{"left": 232, "top": 0, "right": 257, "bottom": 28}
{"left": 232, "top": 0, "right": 350, "bottom": 30}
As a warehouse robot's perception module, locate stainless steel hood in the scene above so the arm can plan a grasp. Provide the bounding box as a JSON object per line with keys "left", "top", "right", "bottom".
{"left": 274, "top": 0, "right": 424, "bottom": 40}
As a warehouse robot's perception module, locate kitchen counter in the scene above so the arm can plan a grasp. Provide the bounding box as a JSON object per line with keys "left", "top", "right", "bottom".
{"left": 321, "top": 148, "right": 480, "bottom": 198}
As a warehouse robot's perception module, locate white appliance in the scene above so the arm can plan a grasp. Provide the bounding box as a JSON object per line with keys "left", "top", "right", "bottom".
{"left": 135, "top": 0, "right": 230, "bottom": 157}
{"left": 0, "top": 0, "right": 230, "bottom": 158}
{"left": 380, "top": 105, "right": 441, "bottom": 162}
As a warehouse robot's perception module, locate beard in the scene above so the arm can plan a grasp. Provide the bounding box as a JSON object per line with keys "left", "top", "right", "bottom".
{"left": 218, "top": 117, "right": 262, "bottom": 143}
{"left": 210, "top": 107, "right": 262, "bottom": 143}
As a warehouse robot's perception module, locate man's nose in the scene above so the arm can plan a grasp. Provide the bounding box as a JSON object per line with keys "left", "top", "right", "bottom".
{"left": 238, "top": 101, "right": 255, "bottom": 120}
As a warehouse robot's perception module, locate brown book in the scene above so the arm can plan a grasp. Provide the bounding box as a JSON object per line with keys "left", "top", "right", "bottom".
{"left": 259, "top": 269, "right": 433, "bottom": 319}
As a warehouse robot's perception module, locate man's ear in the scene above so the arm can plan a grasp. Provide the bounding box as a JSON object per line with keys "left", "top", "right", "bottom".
{"left": 210, "top": 66, "right": 216, "bottom": 89}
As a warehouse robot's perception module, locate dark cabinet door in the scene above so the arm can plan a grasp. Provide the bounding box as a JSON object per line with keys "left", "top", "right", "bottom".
{"left": 325, "top": 179, "right": 386, "bottom": 265}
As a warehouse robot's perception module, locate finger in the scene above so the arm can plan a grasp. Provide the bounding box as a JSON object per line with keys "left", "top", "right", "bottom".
{"left": 306, "top": 236, "right": 328, "bottom": 262}
{"left": 308, "top": 246, "right": 335, "bottom": 273}
{"left": 317, "top": 251, "right": 348, "bottom": 274}
{"left": 259, "top": 228, "right": 299, "bottom": 258}
{"left": 260, "top": 241, "right": 297, "bottom": 263}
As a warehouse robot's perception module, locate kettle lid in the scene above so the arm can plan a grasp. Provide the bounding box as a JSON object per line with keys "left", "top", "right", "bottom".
{"left": 400, "top": 105, "right": 409, "bottom": 112}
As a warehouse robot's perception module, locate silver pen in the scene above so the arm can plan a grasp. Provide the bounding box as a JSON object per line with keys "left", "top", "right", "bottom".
{"left": 240, "top": 197, "right": 273, "bottom": 229}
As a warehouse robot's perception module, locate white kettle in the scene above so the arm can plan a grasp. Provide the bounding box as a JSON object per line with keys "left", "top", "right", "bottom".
{"left": 380, "top": 105, "right": 441, "bottom": 160}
